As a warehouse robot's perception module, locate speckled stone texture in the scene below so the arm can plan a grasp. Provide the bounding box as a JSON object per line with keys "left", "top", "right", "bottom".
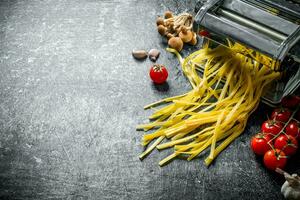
{"left": 0, "top": 0, "right": 299, "bottom": 199}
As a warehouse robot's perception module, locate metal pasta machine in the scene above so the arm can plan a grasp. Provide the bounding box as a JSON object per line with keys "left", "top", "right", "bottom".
{"left": 194, "top": 0, "right": 300, "bottom": 106}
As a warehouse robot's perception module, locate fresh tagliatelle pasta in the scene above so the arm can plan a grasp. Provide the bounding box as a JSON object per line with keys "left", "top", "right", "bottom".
{"left": 137, "top": 42, "right": 281, "bottom": 166}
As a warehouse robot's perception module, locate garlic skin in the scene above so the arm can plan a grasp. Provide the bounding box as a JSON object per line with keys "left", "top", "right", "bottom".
{"left": 281, "top": 173, "right": 300, "bottom": 200}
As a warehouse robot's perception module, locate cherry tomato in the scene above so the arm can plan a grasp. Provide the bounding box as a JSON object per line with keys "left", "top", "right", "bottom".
{"left": 274, "top": 135, "right": 298, "bottom": 156}
{"left": 198, "top": 30, "right": 210, "bottom": 37}
{"left": 285, "top": 121, "right": 300, "bottom": 139}
{"left": 263, "top": 149, "right": 287, "bottom": 170}
{"left": 281, "top": 95, "right": 300, "bottom": 108}
{"left": 270, "top": 108, "right": 292, "bottom": 123}
{"left": 261, "top": 120, "right": 283, "bottom": 138}
{"left": 296, "top": 111, "right": 300, "bottom": 122}
{"left": 149, "top": 64, "right": 168, "bottom": 84}
{"left": 250, "top": 133, "right": 273, "bottom": 155}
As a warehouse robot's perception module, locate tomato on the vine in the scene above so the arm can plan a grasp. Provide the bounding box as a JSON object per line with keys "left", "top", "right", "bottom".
{"left": 250, "top": 133, "right": 272, "bottom": 155}
{"left": 263, "top": 149, "right": 287, "bottom": 170}
{"left": 270, "top": 108, "right": 292, "bottom": 123}
{"left": 274, "top": 135, "right": 298, "bottom": 156}
{"left": 281, "top": 95, "right": 300, "bottom": 108}
{"left": 261, "top": 120, "right": 283, "bottom": 138}
{"left": 285, "top": 121, "right": 300, "bottom": 139}
{"left": 149, "top": 64, "right": 168, "bottom": 84}
{"left": 198, "top": 30, "right": 210, "bottom": 37}
{"left": 296, "top": 111, "right": 300, "bottom": 122}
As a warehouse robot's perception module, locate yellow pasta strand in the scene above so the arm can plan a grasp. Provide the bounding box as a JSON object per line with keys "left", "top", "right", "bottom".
{"left": 138, "top": 42, "right": 280, "bottom": 167}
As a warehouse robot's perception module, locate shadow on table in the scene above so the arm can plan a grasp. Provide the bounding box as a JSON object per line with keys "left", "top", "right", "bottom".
{"left": 152, "top": 82, "right": 169, "bottom": 92}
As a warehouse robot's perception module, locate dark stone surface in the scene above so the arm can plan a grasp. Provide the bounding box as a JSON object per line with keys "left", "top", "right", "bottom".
{"left": 0, "top": 0, "right": 299, "bottom": 199}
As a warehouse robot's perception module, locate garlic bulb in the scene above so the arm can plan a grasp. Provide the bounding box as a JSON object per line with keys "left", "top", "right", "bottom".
{"left": 280, "top": 171, "right": 300, "bottom": 200}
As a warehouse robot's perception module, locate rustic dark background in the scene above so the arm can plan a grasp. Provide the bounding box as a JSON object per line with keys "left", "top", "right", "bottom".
{"left": 0, "top": 0, "right": 299, "bottom": 199}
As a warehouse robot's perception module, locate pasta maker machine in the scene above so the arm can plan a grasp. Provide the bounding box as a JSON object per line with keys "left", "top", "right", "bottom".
{"left": 194, "top": 0, "right": 300, "bottom": 106}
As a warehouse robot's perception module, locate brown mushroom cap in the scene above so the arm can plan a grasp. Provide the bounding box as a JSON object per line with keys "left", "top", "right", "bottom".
{"left": 166, "top": 33, "right": 173, "bottom": 40}
{"left": 168, "top": 37, "right": 183, "bottom": 52}
{"left": 156, "top": 17, "right": 164, "bottom": 26}
{"left": 188, "top": 32, "right": 197, "bottom": 45}
{"left": 164, "top": 11, "right": 173, "bottom": 19}
{"left": 179, "top": 30, "right": 193, "bottom": 43}
{"left": 168, "top": 21, "right": 174, "bottom": 28}
{"left": 181, "top": 26, "right": 188, "bottom": 34}
{"left": 157, "top": 25, "right": 167, "bottom": 36}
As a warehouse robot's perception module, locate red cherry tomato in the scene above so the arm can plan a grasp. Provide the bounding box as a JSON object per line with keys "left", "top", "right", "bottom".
{"left": 281, "top": 95, "right": 300, "bottom": 108}
{"left": 250, "top": 133, "right": 273, "bottom": 155}
{"left": 285, "top": 121, "right": 300, "bottom": 139}
{"left": 261, "top": 120, "right": 283, "bottom": 138}
{"left": 263, "top": 149, "right": 287, "bottom": 170}
{"left": 270, "top": 108, "right": 292, "bottom": 123}
{"left": 274, "top": 135, "right": 298, "bottom": 156}
{"left": 295, "top": 111, "right": 300, "bottom": 122}
{"left": 149, "top": 64, "right": 168, "bottom": 84}
{"left": 198, "top": 30, "right": 210, "bottom": 37}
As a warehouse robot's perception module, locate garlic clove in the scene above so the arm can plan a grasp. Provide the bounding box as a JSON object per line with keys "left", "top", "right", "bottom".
{"left": 132, "top": 50, "right": 148, "bottom": 60}
{"left": 148, "top": 49, "right": 160, "bottom": 62}
{"left": 281, "top": 171, "right": 300, "bottom": 200}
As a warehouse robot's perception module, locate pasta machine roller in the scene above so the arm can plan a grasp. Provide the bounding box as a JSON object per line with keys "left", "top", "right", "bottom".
{"left": 194, "top": 0, "right": 300, "bottom": 106}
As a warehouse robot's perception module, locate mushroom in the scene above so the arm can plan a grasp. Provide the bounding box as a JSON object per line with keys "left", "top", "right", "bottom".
{"left": 157, "top": 25, "right": 167, "bottom": 36}
{"left": 179, "top": 27, "right": 193, "bottom": 43}
{"left": 168, "top": 37, "right": 183, "bottom": 52}
{"left": 168, "top": 21, "right": 174, "bottom": 31}
{"left": 175, "top": 27, "right": 182, "bottom": 34}
{"left": 156, "top": 17, "right": 164, "bottom": 26}
{"left": 164, "top": 11, "right": 173, "bottom": 19}
{"left": 188, "top": 32, "right": 197, "bottom": 45}
{"left": 166, "top": 33, "right": 174, "bottom": 40}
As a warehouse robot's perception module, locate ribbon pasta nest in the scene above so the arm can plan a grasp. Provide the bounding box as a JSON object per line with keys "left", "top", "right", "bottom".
{"left": 137, "top": 42, "right": 280, "bottom": 166}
